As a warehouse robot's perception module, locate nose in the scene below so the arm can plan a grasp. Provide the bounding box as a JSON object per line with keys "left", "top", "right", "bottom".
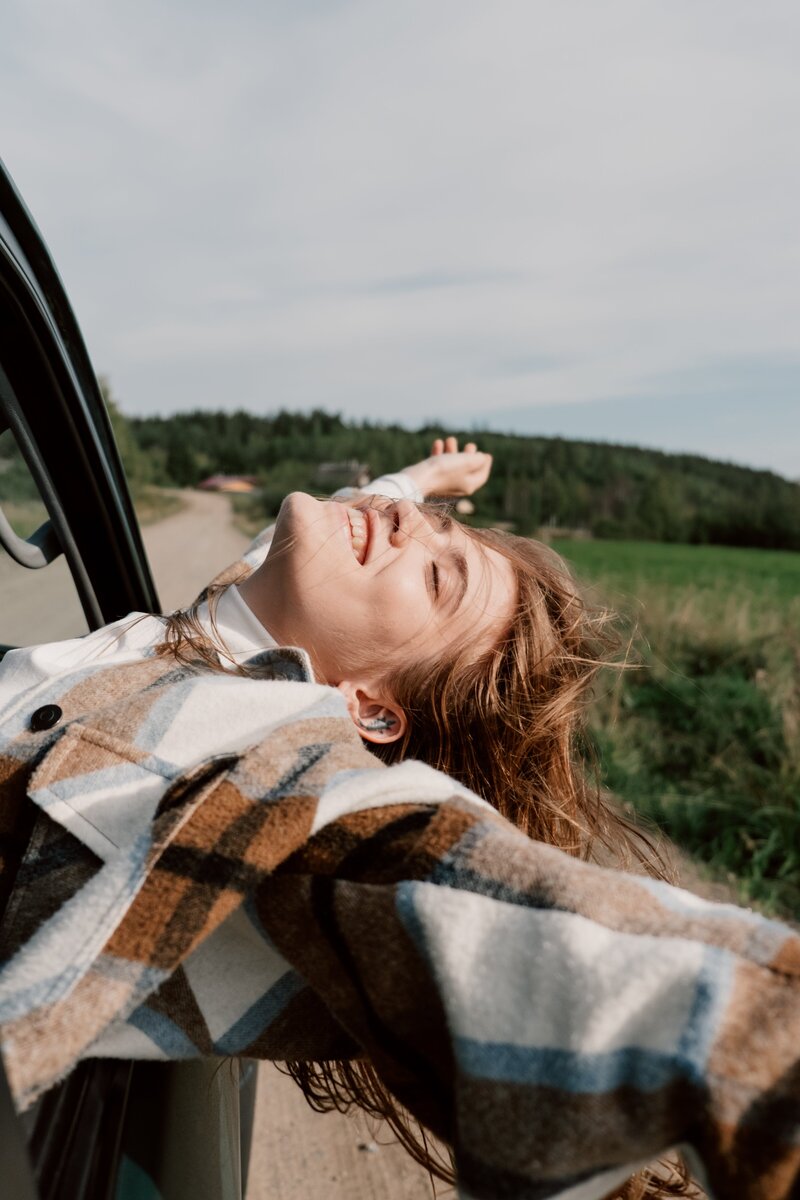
{"left": 388, "top": 498, "right": 432, "bottom": 548}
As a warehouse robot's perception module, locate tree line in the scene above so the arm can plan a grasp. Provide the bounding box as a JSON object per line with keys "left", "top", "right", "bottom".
{"left": 122, "top": 407, "right": 800, "bottom": 551}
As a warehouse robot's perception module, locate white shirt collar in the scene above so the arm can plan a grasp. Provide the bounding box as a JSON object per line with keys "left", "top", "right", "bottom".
{"left": 197, "top": 585, "right": 277, "bottom": 666}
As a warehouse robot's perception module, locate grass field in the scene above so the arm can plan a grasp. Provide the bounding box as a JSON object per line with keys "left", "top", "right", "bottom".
{"left": 3, "top": 499, "right": 49, "bottom": 540}
{"left": 552, "top": 538, "right": 800, "bottom": 918}
{"left": 4, "top": 487, "right": 184, "bottom": 541}
{"left": 131, "top": 485, "right": 185, "bottom": 526}
{"left": 552, "top": 538, "right": 800, "bottom": 610}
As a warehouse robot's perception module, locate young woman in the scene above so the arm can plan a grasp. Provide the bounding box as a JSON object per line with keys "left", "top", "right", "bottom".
{"left": 1, "top": 440, "right": 798, "bottom": 1200}
{"left": 167, "top": 437, "right": 638, "bottom": 859}
{"left": 209, "top": 441, "right": 693, "bottom": 1199}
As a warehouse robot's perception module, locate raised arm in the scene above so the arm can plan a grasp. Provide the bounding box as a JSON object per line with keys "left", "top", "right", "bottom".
{"left": 333, "top": 435, "right": 493, "bottom": 504}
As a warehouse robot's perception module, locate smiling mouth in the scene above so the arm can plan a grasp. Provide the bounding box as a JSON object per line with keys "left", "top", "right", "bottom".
{"left": 345, "top": 507, "right": 368, "bottom": 564}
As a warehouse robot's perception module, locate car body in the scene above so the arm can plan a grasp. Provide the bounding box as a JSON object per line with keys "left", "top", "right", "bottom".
{"left": 0, "top": 158, "right": 255, "bottom": 1200}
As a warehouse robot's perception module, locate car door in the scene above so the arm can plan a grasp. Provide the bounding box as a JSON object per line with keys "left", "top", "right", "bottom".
{"left": 0, "top": 157, "right": 255, "bottom": 1200}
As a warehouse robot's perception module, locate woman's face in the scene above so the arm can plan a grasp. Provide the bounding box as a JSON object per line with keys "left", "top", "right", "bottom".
{"left": 256, "top": 493, "right": 515, "bottom": 686}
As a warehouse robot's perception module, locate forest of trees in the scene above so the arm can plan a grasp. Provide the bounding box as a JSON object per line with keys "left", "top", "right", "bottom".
{"left": 125, "top": 408, "right": 800, "bottom": 551}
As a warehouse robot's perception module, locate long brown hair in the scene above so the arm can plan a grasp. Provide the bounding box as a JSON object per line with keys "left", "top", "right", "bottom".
{"left": 285, "top": 524, "right": 693, "bottom": 1198}
{"left": 375, "top": 525, "right": 656, "bottom": 864}
{"left": 158, "top": 516, "right": 694, "bottom": 1198}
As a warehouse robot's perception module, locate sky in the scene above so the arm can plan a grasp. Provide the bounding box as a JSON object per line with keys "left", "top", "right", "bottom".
{"left": 2, "top": 0, "right": 799, "bottom": 478}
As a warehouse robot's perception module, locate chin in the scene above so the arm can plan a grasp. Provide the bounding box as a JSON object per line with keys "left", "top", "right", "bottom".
{"left": 279, "top": 490, "right": 315, "bottom": 512}
{"left": 274, "top": 491, "right": 319, "bottom": 534}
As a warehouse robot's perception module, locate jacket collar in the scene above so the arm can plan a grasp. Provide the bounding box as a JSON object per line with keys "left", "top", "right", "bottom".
{"left": 199, "top": 586, "right": 315, "bottom": 681}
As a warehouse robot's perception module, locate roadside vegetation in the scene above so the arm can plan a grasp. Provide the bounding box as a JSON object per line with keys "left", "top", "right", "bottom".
{"left": 103, "top": 381, "right": 185, "bottom": 526}
{"left": 1, "top": 498, "right": 47, "bottom": 540}
{"left": 128, "top": 408, "right": 800, "bottom": 551}
{"left": 555, "top": 539, "right": 800, "bottom": 919}
{"left": 126, "top": 485, "right": 184, "bottom": 525}
{"left": 0, "top": 388, "right": 184, "bottom": 532}
{"left": 0, "top": 428, "right": 49, "bottom": 537}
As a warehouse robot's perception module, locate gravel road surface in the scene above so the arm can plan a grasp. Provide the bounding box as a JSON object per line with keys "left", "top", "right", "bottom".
{"left": 143, "top": 488, "right": 251, "bottom": 611}
{"left": 0, "top": 489, "right": 252, "bottom": 645}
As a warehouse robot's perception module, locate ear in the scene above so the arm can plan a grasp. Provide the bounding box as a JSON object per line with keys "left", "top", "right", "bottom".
{"left": 336, "top": 681, "right": 408, "bottom": 745}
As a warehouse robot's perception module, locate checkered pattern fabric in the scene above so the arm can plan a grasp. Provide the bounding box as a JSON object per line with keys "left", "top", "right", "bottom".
{"left": 0, "top": 576, "right": 798, "bottom": 1196}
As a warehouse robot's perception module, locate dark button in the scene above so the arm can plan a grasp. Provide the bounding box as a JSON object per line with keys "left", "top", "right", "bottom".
{"left": 30, "top": 704, "right": 63, "bottom": 732}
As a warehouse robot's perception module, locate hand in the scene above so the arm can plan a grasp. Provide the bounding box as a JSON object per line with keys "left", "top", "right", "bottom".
{"left": 402, "top": 436, "right": 493, "bottom": 498}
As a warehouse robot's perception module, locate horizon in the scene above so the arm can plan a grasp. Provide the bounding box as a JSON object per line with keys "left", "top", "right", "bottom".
{"left": 124, "top": 403, "right": 799, "bottom": 484}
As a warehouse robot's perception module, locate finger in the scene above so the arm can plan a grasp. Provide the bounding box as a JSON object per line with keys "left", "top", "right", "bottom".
{"left": 464, "top": 441, "right": 477, "bottom": 453}
{"left": 431, "top": 438, "right": 444, "bottom": 456}
{"left": 445, "top": 435, "right": 458, "bottom": 454}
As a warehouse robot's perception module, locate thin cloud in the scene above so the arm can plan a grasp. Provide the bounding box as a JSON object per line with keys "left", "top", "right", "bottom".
{"left": 1, "top": 0, "right": 798, "bottom": 474}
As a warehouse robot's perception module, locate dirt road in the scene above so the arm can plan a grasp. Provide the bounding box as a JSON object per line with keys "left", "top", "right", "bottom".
{"left": 0, "top": 550, "right": 87, "bottom": 647}
{"left": 142, "top": 488, "right": 251, "bottom": 611}
{"left": 0, "top": 489, "right": 252, "bottom": 646}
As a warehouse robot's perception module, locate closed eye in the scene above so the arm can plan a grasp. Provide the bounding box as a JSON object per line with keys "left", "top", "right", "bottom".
{"left": 431, "top": 550, "right": 468, "bottom": 613}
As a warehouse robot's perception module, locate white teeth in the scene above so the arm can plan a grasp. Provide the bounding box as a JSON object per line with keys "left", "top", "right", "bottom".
{"left": 346, "top": 509, "right": 367, "bottom": 564}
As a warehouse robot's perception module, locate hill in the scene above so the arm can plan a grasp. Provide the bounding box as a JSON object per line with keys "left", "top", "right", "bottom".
{"left": 127, "top": 409, "right": 800, "bottom": 551}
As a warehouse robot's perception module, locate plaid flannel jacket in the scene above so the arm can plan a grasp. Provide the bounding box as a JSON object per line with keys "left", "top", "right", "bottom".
{"left": 0, "top": 574, "right": 799, "bottom": 1198}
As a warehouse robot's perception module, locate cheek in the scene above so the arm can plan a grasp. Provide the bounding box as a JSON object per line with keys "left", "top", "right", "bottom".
{"left": 362, "top": 578, "right": 443, "bottom": 663}
{"left": 312, "top": 584, "right": 394, "bottom": 644}
{"left": 381, "top": 572, "right": 431, "bottom": 626}
{"left": 305, "top": 570, "right": 439, "bottom": 680}
{"left": 332, "top": 576, "right": 431, "bottom": 660}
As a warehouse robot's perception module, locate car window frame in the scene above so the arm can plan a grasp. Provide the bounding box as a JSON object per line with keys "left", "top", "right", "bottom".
{"left": 0, "top": 158, "right": 255, "bottom": 1200}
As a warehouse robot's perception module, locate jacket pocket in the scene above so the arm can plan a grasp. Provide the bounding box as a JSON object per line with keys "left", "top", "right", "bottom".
{"left": 28, "top": 723, "right": 172, "bottom": 862}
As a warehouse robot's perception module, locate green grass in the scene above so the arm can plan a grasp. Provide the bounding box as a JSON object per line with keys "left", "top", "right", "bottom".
{"left": 3, "top": 490, "right": 183, "bottom": 539}
{"left": 552, "top": 538, "right": 800, "bottom": 610}
{"left": 230, "top": 491, "right": 270, "bottom": 540}
{"left": 131, "top": 486, "right": 186, "bottom": 526}
{"left": 552, "top": 538, "right": 800, "bottom": 918}
{"left": 2, "top": 500, "right": 50, "bottom": 540}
